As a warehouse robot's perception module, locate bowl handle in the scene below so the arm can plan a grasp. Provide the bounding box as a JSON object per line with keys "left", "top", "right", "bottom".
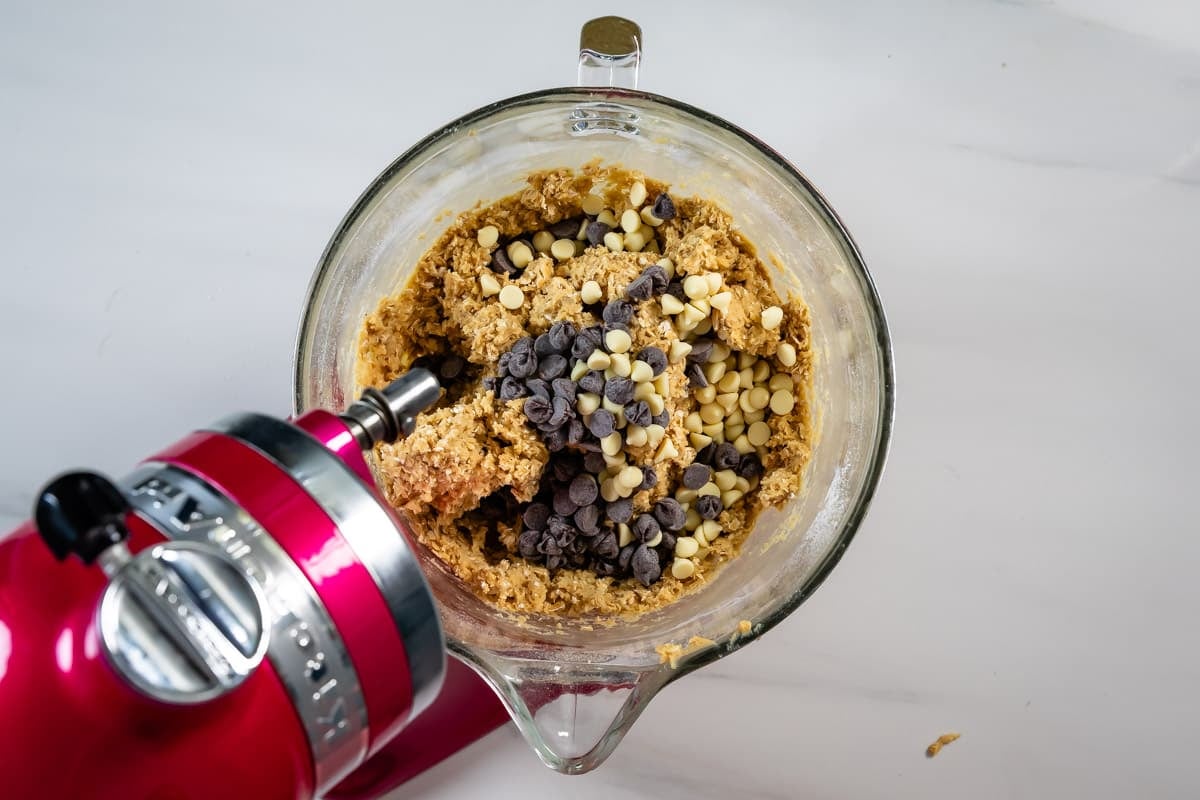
{"left": 578, "top": 16, "right": 642, "bottom": 90}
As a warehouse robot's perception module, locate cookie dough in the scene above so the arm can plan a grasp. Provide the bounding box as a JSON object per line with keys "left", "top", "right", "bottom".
{"left": 356, "top": 163, "right": 813, "bottom": 617}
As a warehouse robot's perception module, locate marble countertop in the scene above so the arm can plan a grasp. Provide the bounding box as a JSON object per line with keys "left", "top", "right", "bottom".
{"left": 3, "top": 1, "right": 1198, "bottom": 797}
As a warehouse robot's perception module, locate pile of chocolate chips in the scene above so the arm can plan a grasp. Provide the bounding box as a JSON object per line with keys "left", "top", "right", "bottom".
{"left": 482, "top": 263, "right": 697, "bottom": 586}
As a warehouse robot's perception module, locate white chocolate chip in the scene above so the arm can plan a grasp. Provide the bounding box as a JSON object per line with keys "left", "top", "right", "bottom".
{"left": 690, "top": 298, "right": 711, "bottom": 316}
{"left": 768, "top": 373, "right": 792, "bottom": 392}
{"left": 603, "top": 231, "right": 624, "bottom": 252}
{"left": 752, "top": 360, "right": 771, "bottom": 383}
{"left": 597, "top": 209, "right": 618, "bottom": 227}
{"left": 605, "top": 329, "right": 632, "bottom": 354}
{"left": 692, "top": 528, "right": 708, "bottom": 547}
{"left": 587, "top": 350, "right": 612, "bottom": 370}
{"left": 668, "top": 340, "right": 692, "bottom": 363}
{"left": 705, "top": 272, "right": 723, "bottom": 294}
{"left": 610, "top": 352, "right": 631, "bottom": 377}
{"left": 671, "top": 558, "right": 696, "bottom": 580}
{"left": 749, "top": 386, "right": 771, "bottom": 410}
{"left": 646, "top": 424, "right": 666, "bottom": 448}
{"left": 640, "top": 206, "right": 663, "bottom": 227}
{"left": 646, "top": 393, "right": 666, "bottom": 415}
{"left": 710, "top": 342, "right": 731, "bottom": 363}
{"left": 618, "top": 524, "right": 634, "bottom": 547}
{"left": 733, "top": 434, "right": 755, "bottom": 455}
{"left": 577, "top": 220, "right": 590, "bottom": 240}
{"left": 603, "top": 452, "right": 627, "bottom": 469}
{"left": 507, "top": 241, "right": 533, "bottom": 268}
{"left": 600, "top": 479, "right": 620, "bottom": 503}
{"left": 684, "top": 509, "right": 702, "bottom": 531}
{"left": 714, "top": 470, "right": 738, "bottom": 491}
{"left": 688, "top": 432, "right": 713, "bottom": 450}
{"left": 734, "top": 476, "right": 751, "bottom": 492}
{"left": 477, "top": 225, "right": 499, "bottom": 248}
{"left": 700, "top": 403, "right": 724, "bottom": 425}
{"left": 633, "top": 381, "right": 656, "bottom": 401}
{"left": 721, "top": 489, "right": 744, "bottom": 507}
{"left": 655, "top": 437, "right": 679, "bottom": 462}
{"left": 761, "top": 305, "right": 783, "bottom": 330}
{"left": 570, "top": 359, "right": 589, "bottom": 381}
{"left": 770, "top": 390, "right": 795, "bottom": 415}
{"left": 601, "top": 432, "right": 623, "bottom": 456}
{"left": 479, "top": 273, "right": 501, "bottom": 297}
{"left": 676, "top": 487, "right": 699, "bottom": 504}
{"left": 625, "top": 425, "right": 648, "bottom": 448}
{"left": 716, "top": 392, "right": 740, "bottom": 413}
{"left": 747, "top": 421, "right": 771, "bottom": 446}
{"left": 581, "top": 280, "right": 603, "bottom": 304}
{"left": 680, "top": 303, "right": 707, "bottom": 326}
{"left": 532, "top": 230, "right": 554, "bottom": 253}
{"left": 661, "top": 294, "right": 685, "bottom": 315}
{"left": 623, "top": 229, "right": 647, "bottom": 252}
{"left": 617, "top": 465, "right": 644, "bottom": 489}
{"left": 601, "top": 396, "right": 622, "bottom": 416}
{"left": 725, "top": 422, "right": 745, "bottom": 440}
{"left": 550, "top": 238, "right": 576, "bottom": 261}
{"left": 704, "top": 361, "right": 727, "bottom": 384}
{"left": 674, "top": 537, "right": 700, "bottom": 558}
{"left": 620, "top": 208, "right": 641, "bottom": 233}
{"left": 645, "top": 531, "right": 663, "bottom": 548}
{"left": 709, "top": 291, "right": 732, "bottom": 313}
{"left": 630, "top": 360, "right": 654, "bottom": 383}
{"left": 701, "top": 422, "right": 724, "bottom": 441}
{"left": 717, "top": 371, "right": 741, "bottom": 393}
{"left": 745, "top": 408, "right": 765, "bottom": 423}
{"left": 695, "top": 385, "right": 717, "bottom": 404}
{"left": 699, "top": 519, "right": 721, "bottom": 540}
{"left": 698, "top": 481, "right": 720, "bottom": 498}
{"left": 738, "top": 351, "right": 757, "bottom": 370}
{"left": 577, "top": 392, "right": 601, "bottom": 415}
{"left": 739, "top": 366, "right": 755, "bottom": 386}
{"left": 657, "top": 257, "right": 675, "bottom": 278}
{"left": 693, "top": 319, "right": 712, "bottom": 336}
{"left": 777, "top": 341, "right": 797, "bottom": 367}
{"left": 498, "top": 285, "right": 525, "bottom": 309}
{"left": 629, "top": 181, "right": 647, "bottom": 207}
{"left": 683, "top": 412, "right": 703, "bottom": 433}
{"left": 581, "top": 194, "right": 605, "bottom": 215}
{"left": 683, "top": 275, "right": 710, "bottom": 300}
{"left": 653, "top": 374, "right": 670, "bottom": 395}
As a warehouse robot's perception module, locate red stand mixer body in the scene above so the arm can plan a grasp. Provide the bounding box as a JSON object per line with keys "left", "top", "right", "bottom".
{"left": 0, "top": 373, "right": 508, "bottom": 799}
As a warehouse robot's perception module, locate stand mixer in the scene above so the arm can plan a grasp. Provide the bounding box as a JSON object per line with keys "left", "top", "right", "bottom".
{"left": 0, "top": 370, "right": 508, "bottom": 799}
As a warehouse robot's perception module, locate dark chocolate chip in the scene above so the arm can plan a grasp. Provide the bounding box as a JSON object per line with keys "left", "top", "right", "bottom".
{"left": 593, "top": 532, "right": 619, "bottom": 560}
{"left": 631, "top": 544, "right": 661, "bottom": 587}
{"left": 537, "top": 532, "right": 562, "bottom": 556}
{"left": 499, "top": 376, "right": 527, "bottom": 401}
{"left": 523, "top": 502, "right": 552, "bottom": 531}
{"left": 658, "top": 531, "right": 677, "bottom": 553}
{"left": 551, "top": 457, "right": 581, "bottom": 483}
{"left": 652, "top": 193, "right": 676, "bottom": 221}
{"left": 491, "top": 247, "right": 518, "bottom": 275}
{"left": 606, "top": 497, "right": 634, "bottom": 524}
{"left": 697, "top": 495, "right": 723, "bottom": 520}
{"left": 508, "top": 345, "right": 538, "bottom": 379}
{"left": 625, "top": 274, "right": 654, "bottom": 302}
{"left": 574, "top": 504, "right": 601, "bottom": 534}
{"left": 439, "top": 355, "right": 466, "bottom": 380}
{"left": 652, "top": 409, "right": 670, "bottom": 428}
{"left": 553, "top": 489, "right": 579, "bottom": 517}
{"left": 578, "top": 370, "right": 606, "bottom": 395}
{"left": 552, "top": 378, "right": 577, "bottom": 402}
{"left": 665, "top": 280, "right": 686, "bottom": 302}
{"left": 523, "top": 395, "right": 553, "bottom": 425}
{"left": 653, "top": 498, "right": 686, "bottom": 531}
{"left": 534, "top": 334, "right": 556, "bottom": 357}
{"left": 624, "top": 400, "right": 652, "bottom": 428}
{"left": 639, "top": 465, "right": 658, "bottom": 491}
{"left": 695, "top": 443, "right": 716, "bottom": 465}
{"left": 544, "top": 427, "right": 568, "bottom": 452}
{"left": 632, "top": 514, "right": 661, "bottom": 543}
{"left": 547, "top": 396, "right": 574, "bottom": 428}
{"left": 637, "top": 347, "right": 667, "bottom": 376}
{"left": 546, "top": 321, "right": 576, "bottom": 353}
{"left": 643, "top": 264, "right": 669, "bottom": 294}
{"left": 617, "top": 543, "right": 637, "bottom": 571}
{"left": 587, "top": 408, "right": 616, "bottom": 438}
{"left": 686, "top": 362, "right": 708, "bottom": 388}
{"left": 549, "top": 217, "right": 582, "bottom": 239}
{"left": 568, "top": 474, "right": 599, "bottom": 507}
{"left": 602, "top": 300, "right": 634, "bottom": 326}
{"left": 567, "top": 418, "right": 586, "bottom": 445}
{"left": 583, "top": 451, "right": 608, "bottom": 474}
{"left": 713, "top": 443, "right": 741, "bottom": 471}
{"left": 526, "top": 378, "right": 551, "bottom": 401}
{"left": 593, "top": 559, "right": 617, "bottom": 577}
{"left": 687, "top": 338, "right": 713, "bottom": 363}
{"left": 604, "top": 377, "right": 635, "bottom": 405}
{"left": 518, "top": 528, "right": 541, "bottom": 558}
{"left": 586, "top": 220, "right": 612, "bottom": 246}
{"left": 546, "top": 554, "right": 567, "bottom": 572}
{"left": 682, "top": 464, "right": 711, "bottom": 490}
{"left": 572, "top": 326, "right": 604, "bottom": 360}
{"left": 735, "top": 452, "right": 763, "bottom": 479}
{"left": 482, "top": 376, "right": 498, "bottom": 392}
{"left": 497, "top": 352, "right": 512, "bottom": 376}
{"left": 538, "top": 354, "right": 568, "bottom": 380}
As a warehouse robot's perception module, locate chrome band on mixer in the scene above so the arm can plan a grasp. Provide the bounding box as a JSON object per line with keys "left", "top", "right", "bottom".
{"left": 122, "top": 463, "right": 369, "bottom": 792}
{"left": 206, "top": 413, "right": 446, "bottom": 717}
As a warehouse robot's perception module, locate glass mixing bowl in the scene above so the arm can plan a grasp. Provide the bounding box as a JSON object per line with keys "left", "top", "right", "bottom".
{"left": 294, "top": 18, "right": 894, "bottom": 775}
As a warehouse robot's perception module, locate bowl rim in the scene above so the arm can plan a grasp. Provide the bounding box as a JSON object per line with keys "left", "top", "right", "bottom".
{"left": 292, "top": 85, "right": 896, "bottom": 670}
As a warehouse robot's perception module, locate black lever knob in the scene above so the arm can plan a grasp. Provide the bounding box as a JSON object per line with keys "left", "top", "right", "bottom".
{"left": 34, "top": 471, "right": 131, "bottom": 564}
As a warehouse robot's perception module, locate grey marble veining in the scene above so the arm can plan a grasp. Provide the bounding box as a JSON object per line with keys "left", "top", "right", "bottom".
{"left": 2, "top": 1, "right": 1198, "bottom": 797}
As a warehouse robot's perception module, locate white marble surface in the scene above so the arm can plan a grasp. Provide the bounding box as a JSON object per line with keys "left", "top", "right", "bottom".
{"left": 3, "top": 1, "right": 1199, "bottom": 797}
